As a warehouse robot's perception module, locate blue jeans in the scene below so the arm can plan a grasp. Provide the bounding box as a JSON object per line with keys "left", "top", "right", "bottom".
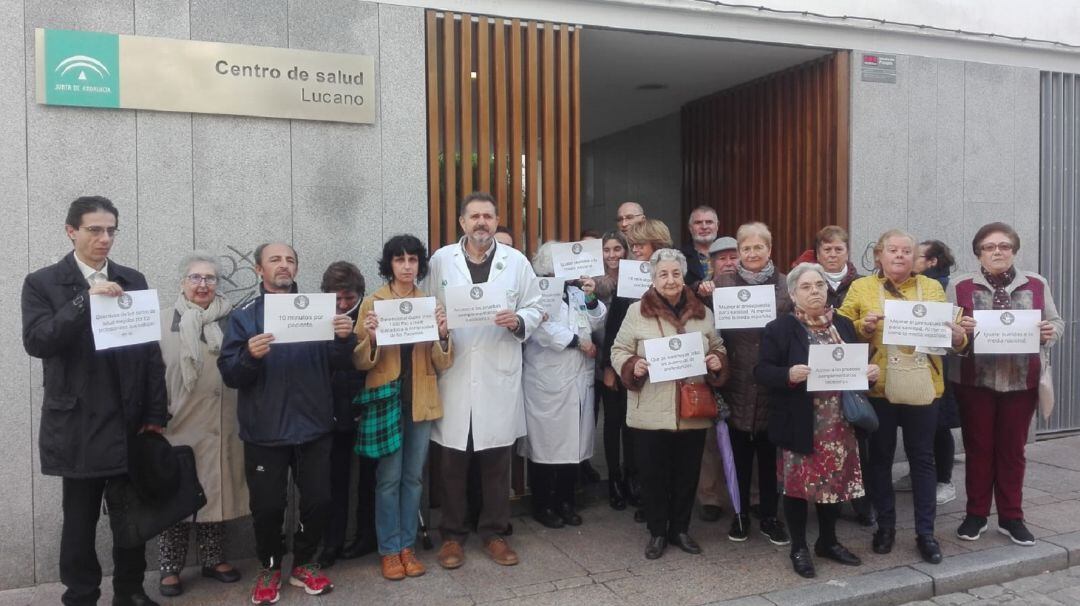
{"left": 375, "top": 415, "right": 432, "bottom": 555}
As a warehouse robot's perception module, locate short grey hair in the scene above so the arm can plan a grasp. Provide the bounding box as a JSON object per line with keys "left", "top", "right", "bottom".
{"left": 786, "top": 262, "right": 829, "bottom": 293}
{"left": 178, "top": 250, "right": 223, "bottom": 280}
{"left": 649, "top": 248, "right": 688, "bottom": 279}
{"left": 532, "top": 240, "right": 558, "bottom": 277}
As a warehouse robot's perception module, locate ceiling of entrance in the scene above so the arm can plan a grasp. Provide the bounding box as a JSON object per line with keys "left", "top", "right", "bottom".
{"left": 581, "top": 29, "right": 831, "bottom": 142}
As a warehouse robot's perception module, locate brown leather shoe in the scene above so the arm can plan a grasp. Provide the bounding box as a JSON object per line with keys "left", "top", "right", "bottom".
{"left": 437, "top": 540, "right": 465, "bottom": 570}
{"left": 380, "top": 554, "right": 406, "bottom": 581}
{"left": 400, "top": 548, "right": 426, "bottom": 577}
{"left": 484, "top": 537, "right": 519, "bottom": 566}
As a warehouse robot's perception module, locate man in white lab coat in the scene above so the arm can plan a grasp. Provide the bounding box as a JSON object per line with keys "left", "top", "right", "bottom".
{"left": 426, "top": 192, "right": 544, "bottom": 569}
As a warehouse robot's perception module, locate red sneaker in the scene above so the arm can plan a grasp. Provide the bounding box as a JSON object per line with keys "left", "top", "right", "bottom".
{"left": 250, "top": 569, "right": 281, "bottom": 605}
{"left": 289, "top": 563, "right": 334, "bottom": 596}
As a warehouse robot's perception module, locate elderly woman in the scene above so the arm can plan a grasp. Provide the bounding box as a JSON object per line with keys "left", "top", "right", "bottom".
{"left": 158, "top": 252, "right": 245, "bottom": 597}
{"left": 947, "top": 223, "right": 1063, "bottom": 546}
{"left": 602, "top": 219, "right": 674, "bottom": 513}
{"left": 611, "top": 248, "right": 728, "bottom": 560}
{"left": 757, "top": 263, "right": 880, "bottom": 578}
{"left": 791, "top": 226, "right": 861, "bottom": 309}
{"left": 712, "top": 221, "right": 792, "bottom": 544}
{"left": 355, "top": 234, "right": 453, "bottom": 581}
{"left": 839, "top": 229, "right": 967, "bottom": 565}
{"left": 521, "top": 242, "right": 607, "bottom": 528}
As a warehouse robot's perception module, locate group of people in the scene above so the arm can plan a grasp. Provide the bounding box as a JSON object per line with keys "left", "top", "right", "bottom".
{"left": 22, "top": 193, "right": 1060, "bottom": 606}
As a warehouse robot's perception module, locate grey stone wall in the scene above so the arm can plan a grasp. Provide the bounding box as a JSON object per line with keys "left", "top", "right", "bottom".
{"left": 848, "top": 53, "right": 1041, "bottom": 276}
{"left": 581, "top": 112, "right": 685, "bottom": 244}
{"left": 1, "top": 0, "right": 426, "bottom": 589}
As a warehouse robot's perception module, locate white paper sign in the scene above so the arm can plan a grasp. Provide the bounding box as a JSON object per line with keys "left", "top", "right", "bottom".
{"left": 374, "top": 297, "right": 439, "bottom": 346}
{"left": 445, "top": 282, "right": 506, "bottom": 329}
{"left": 534, "top": 277, "right": 567, "bottom": 318}
{"left": 264, "top": 293, "right": 336, "bottom": 343}
{"left": 807, "top": 343, "right": 870, "bottom": 392}
{"left": 973, "top": 309, "right": 1041, "bottom": 354}
{"left": 551, "top": 239, "right": 604, "bottom": 278}
{"left": 643, "top": 331, "right": 707, "bottom": 383}
{"left": 713, "top": 285, "right": 777, "bottom": 329}
{"left": 617, "top": 259, "right": 653, "bottom": 299}
{"left": 882, "top": 300, "right": 953, "bottom": 347}
{"left": 90, "top": 289, "right": 162, "bottom": 350}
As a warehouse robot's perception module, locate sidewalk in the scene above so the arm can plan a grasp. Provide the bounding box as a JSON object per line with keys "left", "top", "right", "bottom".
{"left": 3, "top": 435, "right": 1080, "bottom": 606}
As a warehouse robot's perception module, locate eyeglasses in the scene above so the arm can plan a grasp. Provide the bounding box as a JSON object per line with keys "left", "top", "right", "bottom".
{"left": 617, "top": 213, "right": 643, "bottom": 223}
{"left": 80, "top": 226, "right": 118, "bottom": 237}
{"left": 185, "top": 274, "right": 218, "bottom": 285}
{"left": 979, "top": 242, "right": 1015, "bottom": 253}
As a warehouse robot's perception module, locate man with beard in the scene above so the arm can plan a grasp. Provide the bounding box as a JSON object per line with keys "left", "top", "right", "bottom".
{"left": 317, "top": 261, "right": 380, "bottom": 567}
{"left": 218, "top": 243, "right": 356, "bottom": 604}
{"left": 426, "top": 192, "right": 543, "bottom": 569}
{"left": 681, "top": 206, "right": 719, "bottom": 288}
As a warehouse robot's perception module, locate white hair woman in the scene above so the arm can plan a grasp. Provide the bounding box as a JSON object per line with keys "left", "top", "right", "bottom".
{"left": 610, "top": 248, "right": 728, "bottom": 560}
{"left": 520, "top": 241, "right": 607, "bottom": 528}
{"left": 158, "top": 251, "right": 245, "bottom": 596}
{"left": 757, "top": 263, "right": 880, "bottom": 578}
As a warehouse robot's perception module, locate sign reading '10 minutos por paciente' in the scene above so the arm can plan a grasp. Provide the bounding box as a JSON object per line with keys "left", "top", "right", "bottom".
{"left": 35, "top": 28, "right": 375, "bottom": 124}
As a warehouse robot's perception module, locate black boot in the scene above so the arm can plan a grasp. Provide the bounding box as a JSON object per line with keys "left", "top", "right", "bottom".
{"left": 625, "top": 470, "right": 642, "bottom": 508}
{"left": 608, "top": 468, "right": 627, "bottom": 511}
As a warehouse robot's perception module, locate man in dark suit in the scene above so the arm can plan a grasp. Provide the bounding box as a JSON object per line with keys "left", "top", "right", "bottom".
{"left": 22, "top": 196, "right": 168, "bottom": 606}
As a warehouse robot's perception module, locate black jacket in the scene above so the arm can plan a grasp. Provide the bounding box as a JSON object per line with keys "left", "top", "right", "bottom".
{"left": 679, "top": 242, "right": 707, "bottom": 288}
{"left": 217, "top": 285, "right": 357, "bottom": 446}
{"left": 330, "top": 305, "right": 365, "bottom": 433}
{"left": 755, "top": 313, "right": 858, "bottom": 455}
{"left": 22, "top": 252, "right": 168, "bottom": 478}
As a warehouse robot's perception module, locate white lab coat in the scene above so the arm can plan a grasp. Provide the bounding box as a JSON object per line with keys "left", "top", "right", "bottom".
{"left": 520, "top": 292, "right": 607, "bottom": 464}
{"left": 426, "top": 240, "right": 544, "bottom": 452}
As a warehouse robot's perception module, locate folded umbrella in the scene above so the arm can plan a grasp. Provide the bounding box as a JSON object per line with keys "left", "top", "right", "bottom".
{"left": 715, "top": 419, "right": 744, "bottom": 533}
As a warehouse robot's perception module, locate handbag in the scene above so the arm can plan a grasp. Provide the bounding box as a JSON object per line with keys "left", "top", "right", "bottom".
{"left": 653, "top": 318, "right": 718, "bottom": 419}
{"left": 105, "top": 444, "right": 207, "bottom": 549}
{"left": 353, "top": 379, "right": 403, "bottom": 459}
{"left": 879, "top": 282, "right": 936, "bottom": 406}
{"left": 1038, "top": 348, "right": 1055, "bottom": 421}
{"left": 841, "top": 390, "right": 879, "bottom": 432}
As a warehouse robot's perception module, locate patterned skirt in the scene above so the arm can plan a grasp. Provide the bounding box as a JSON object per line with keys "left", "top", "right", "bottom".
{"left": 779, "top": 394, "right": 864, "bottom": 503}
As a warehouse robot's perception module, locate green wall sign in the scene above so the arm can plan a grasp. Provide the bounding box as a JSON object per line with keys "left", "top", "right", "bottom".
{"left": 42, "top": 29, "right": 120, "bottom": 108}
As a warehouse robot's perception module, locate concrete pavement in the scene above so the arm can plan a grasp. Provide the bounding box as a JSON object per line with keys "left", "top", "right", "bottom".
{"left": 4, "top": 434, "right": 1080, "bottom": 606}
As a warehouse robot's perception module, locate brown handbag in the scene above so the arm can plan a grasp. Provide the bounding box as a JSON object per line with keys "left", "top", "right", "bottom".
{"left": 653, "top": 318, "right": 718, "bottom": 419}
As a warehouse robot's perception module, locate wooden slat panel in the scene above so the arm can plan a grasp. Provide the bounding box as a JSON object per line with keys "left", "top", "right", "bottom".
{"left": 477, "top": 16, "right": 491, "bottom": 194}
{"left": 442, "top": 13, "right": 458, "bottom": 245}
{"left": 682, "top": 53, "right": 848, "bottom": 266}
{"left": 570, "top": 27, "right": 581, "bottom": 239}
{"left": 510, "top": 19, "right": 525, "bottom": 247}
{"left": 493, "top": 19, "right": 508, "bottom": 217}
{"left": 541, "top": 24, "right": 556, "bottom": 246}
{"left": 459, "top": 14, "right": 474, "bottom": 195}
{"left": 525, "top": 21, "right": 540, "bottom": 253}
{"left": 425, "top": 11, "right": 442, "bottom": 249}
{"left": 558, "top": 25, "right": 571, "bottom": 241}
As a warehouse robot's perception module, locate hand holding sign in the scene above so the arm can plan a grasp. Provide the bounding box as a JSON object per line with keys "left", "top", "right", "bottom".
{"left": 806, "top": 343, "right": 870, "bottom": 391}
{"left": 373, "top": 297, "right": 439, "bottom": 345}
{"left": 445, "top": 283, "right": 506, "bottom": 329}
{"left": 89, "top": 289, "right": 162, "bottom": 350}
{"left": 551, "top": 240, "right": 604, "bottom": 278}
{"left": 643, "top": 332, "right": 707, "bottom": 383}
{"left": 263, "top": 293, "right": 336, "bottom": 343}
{"left": 617, "top": 259, "right": 652, "bottom": 299}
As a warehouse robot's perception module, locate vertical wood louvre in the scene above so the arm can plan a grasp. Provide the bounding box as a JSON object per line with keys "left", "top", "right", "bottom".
{"left": 682, "top": 52, "right": 851, "bottom": 268}
{"left": 426, "top": 11, "right": 582, "bottom": 257}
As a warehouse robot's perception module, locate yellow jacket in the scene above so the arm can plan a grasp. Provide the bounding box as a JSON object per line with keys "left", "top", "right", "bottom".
{"left": 838, "top": 274, "right": 965, "bottom": 399}
{"left": 353, "top": 284, "right": 454, "bottom": 422}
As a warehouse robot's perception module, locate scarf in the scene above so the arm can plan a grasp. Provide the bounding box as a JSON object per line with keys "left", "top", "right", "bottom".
{"left": 736, "top": 259, "right": 776, "bottom": 285}
{"left": 794, "top": 305, "right": 843, "bottom": 344}
{"left": 823, "top": 268, "right": 848, "bottom": 290}
{"left": 981, "top": 266, "right": 1016, "bottom": 310}
{"left": 174, "top": 292, "right": 232, "bottom": 395}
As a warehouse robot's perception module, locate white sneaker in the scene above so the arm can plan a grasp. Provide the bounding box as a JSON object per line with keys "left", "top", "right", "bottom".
{"left": 936, "top": 482, "right": 957, "bottom": 505}
{"left": 894, "top": 474, "right": 913, "bottom": 491}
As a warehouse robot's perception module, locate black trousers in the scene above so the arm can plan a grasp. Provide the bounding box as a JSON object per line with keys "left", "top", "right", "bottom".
{"left": 634, "top": 428, "right": 706, "bottom": 538}
{"left": 729, "top": 427, "right": 779, "bottom": 518}
{"left": 600, "top": 384, "right": 636, "bottom": 476}
{"left": 324, "top": 430, "right": 378, "bottom": 550}
{"left": 868, "top": 398, "right": 938, "bottom": 536}
{"left": 244, "top": 434, "right": 333, "bottom": 569}
{"left": 439, "top": 432, "right": 512, "bottom": 544}
{"left": 60, "top": 476, "right": 147, "bottom": 606}
{"left": 527, "top": 460, "right": 577, "bottom": 511}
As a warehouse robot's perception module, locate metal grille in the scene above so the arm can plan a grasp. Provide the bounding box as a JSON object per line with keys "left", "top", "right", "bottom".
{"left": 1039, "top": 71, "right": 1079, "bottom": 434}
